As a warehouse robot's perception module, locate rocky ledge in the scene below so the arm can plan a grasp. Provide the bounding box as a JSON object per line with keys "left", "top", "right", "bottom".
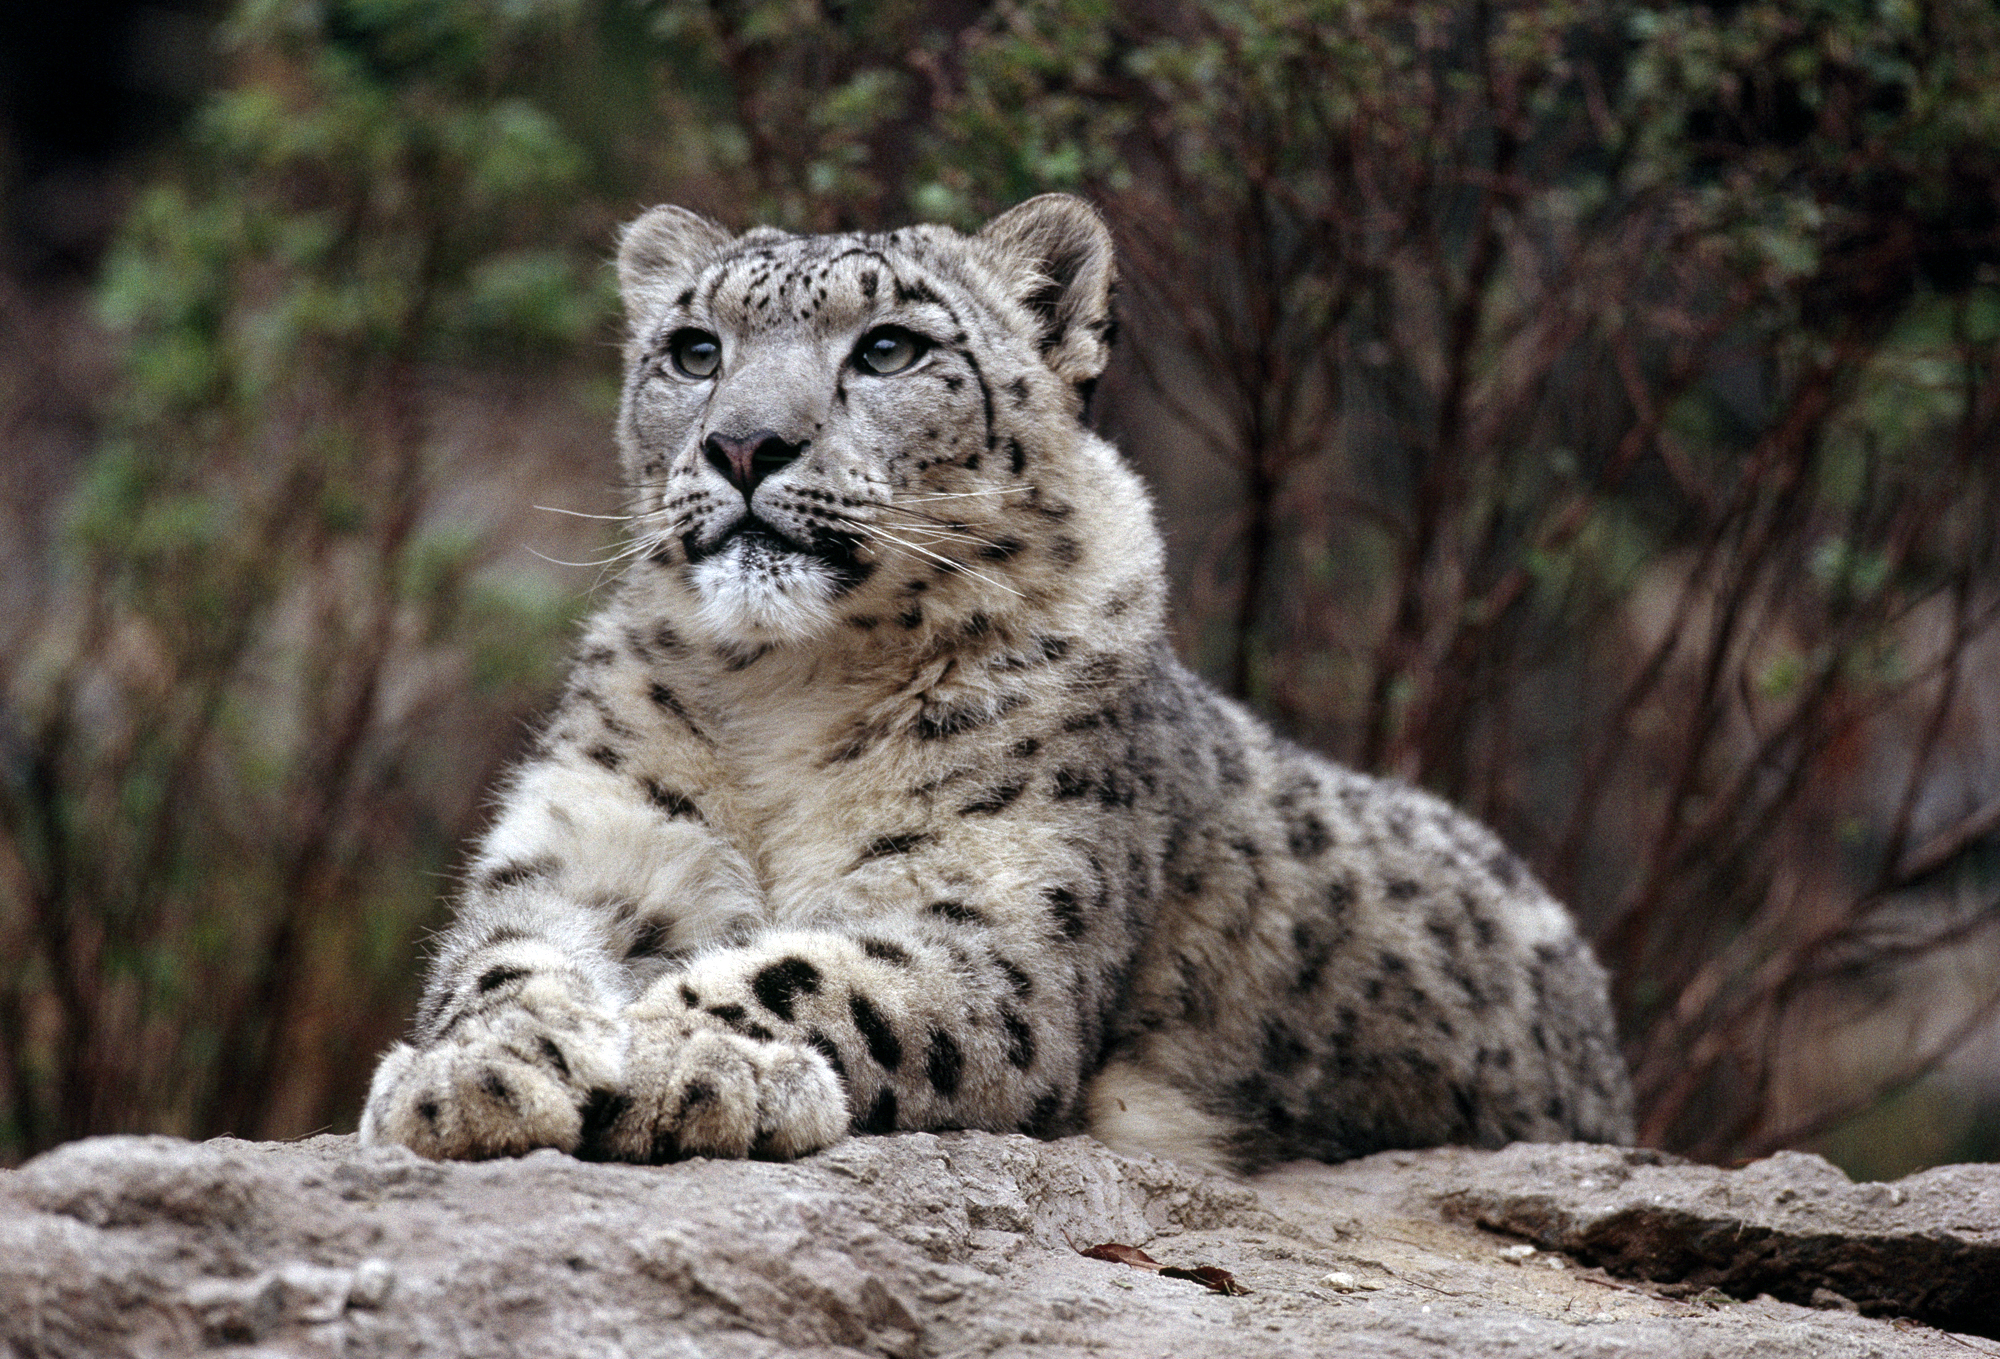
{"left": 2, "top": 1130, "right": 1995, "bottom": 1357}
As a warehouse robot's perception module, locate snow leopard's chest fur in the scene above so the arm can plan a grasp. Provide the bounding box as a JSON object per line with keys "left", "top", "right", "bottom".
{"left": 361, "top": 196, "right": 1631, "bottom": 1172}
{"left": 600, "top": 206, "right": 1168, "bottom": 940}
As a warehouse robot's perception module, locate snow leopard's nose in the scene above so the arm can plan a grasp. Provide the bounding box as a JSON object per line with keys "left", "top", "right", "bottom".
{"left": 703, "top": 430, "right": 803, "bottom": 496}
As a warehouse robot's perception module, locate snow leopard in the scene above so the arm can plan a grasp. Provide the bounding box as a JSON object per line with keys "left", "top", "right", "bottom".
{"left": 358, "top": 193, "right": 1634, "bottom": 1172}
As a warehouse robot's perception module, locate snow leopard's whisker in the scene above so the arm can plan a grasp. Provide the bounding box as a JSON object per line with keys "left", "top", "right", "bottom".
{"left": 521, "top": 498, "right": 681, "bottom": 574}
{"left": 875, "top": 521, "right": 1002, "bottom": 551}
{"left": 870, "top": 528, "right": 1024, "bottom": 598}
{"left": 879, "top": 506, "right": 983, "bottom": 528}
{"left": 526, "top": 516, "right": 682, "bottom": 572}
{"left": 527, "top": 542, "right": 654, "bottom": 570}
{"left": 809, "top": 504, "right": 1003, "bottom": 558}
{"left": 892, "top": 486, "right": 1032, "bottom": 503}
{"left": 875, "top": 508, "right": 1014, "bottom": 552}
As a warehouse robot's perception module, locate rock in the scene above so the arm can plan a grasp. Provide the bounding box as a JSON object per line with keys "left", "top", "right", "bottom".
{"left": 1401, "top": 1142, "right": 2000, "bottom": 1338}
{"left": 0, "top": 1131, "right": 1992, "bottom": 1357}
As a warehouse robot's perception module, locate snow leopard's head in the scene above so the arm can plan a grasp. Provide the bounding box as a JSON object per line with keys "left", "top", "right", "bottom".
{"left": 613, "top": 195, "right": 1121, "bottom": 646}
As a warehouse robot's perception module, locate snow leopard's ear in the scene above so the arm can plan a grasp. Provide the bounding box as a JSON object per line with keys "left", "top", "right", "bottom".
{"left": 618, "top": 205, "right": 733, "bottom": 335}
{"left": 977, "top": 194, "right": 1118, "bottom": 387}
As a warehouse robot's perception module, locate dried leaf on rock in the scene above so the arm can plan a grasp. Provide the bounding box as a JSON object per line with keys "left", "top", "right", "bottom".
{"left": 1161, "top": 1265, "right": 1251, "bottom": 1296}
{"left": 1076, "top": 1242, "right": 1252, "bottom": 1295}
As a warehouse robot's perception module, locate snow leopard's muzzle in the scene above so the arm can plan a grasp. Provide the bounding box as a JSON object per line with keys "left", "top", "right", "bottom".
{"left": 680, "top": 429, "right": 871, "bottom": 597}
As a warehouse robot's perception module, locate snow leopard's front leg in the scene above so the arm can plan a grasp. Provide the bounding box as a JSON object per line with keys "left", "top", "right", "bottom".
{"left": 359, "top": 742, "right": 768, "bottom": 1160}
{"left": 357, "top": 882, "right": 632, "bottom": 1160}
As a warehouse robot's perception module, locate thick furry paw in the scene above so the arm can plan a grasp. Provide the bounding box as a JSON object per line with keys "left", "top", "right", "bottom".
{"left": 582, "top": 1004, "right": 847, "bottom": 1162}
{"left": 358, "top": 984, "right": 626, "bottom": 1160}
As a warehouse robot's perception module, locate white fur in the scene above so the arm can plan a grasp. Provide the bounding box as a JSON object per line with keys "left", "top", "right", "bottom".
{"left": 1085, "top": 1061, "right": 1239, "bottom": 1174}
{"left": 689, "top": 538, "right": 842, "bottom": 643}
{"left": 481, "top": 762, "right": 765, "bottom": 952}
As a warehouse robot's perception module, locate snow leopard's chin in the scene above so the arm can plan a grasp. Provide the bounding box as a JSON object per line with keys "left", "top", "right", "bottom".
{"left": 687, "top": 531, "right": 844, "bottom": 644}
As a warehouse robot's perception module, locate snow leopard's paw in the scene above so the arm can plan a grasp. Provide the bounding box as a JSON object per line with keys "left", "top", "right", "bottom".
{"left": 580, "top": 999, "right": 847, "bottom": 1162}
{"left": 358, "top": 982, "right": 626, "bottom": 1160}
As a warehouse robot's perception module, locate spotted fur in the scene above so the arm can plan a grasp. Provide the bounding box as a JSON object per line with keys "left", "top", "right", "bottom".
{"left": 359, "top": 195, "right": 1633, "bottom": 1170}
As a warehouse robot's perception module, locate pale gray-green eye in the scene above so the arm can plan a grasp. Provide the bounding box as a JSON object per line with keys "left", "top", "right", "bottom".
{"left": 668, "top": 329, "right": 721, "bottom": 379}
{"left": 854, "top": 327, "right": 927, "bottom": 375}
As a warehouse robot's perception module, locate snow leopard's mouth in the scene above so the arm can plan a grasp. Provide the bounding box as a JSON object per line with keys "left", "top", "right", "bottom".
{"left": 684, "top": 515, "right": 871, "bottom": 593}
{"left": 683, "top": 514, "right": 802, "bottom": 564}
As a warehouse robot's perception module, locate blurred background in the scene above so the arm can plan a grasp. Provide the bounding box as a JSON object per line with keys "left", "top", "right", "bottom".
{"left": 2, "top": 0, "right": 1997, "bottom": 1176}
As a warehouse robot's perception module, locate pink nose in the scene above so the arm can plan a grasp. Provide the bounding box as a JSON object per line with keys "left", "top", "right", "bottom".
{"left": 703, "top": 430, "right": 801, "bottom": 494}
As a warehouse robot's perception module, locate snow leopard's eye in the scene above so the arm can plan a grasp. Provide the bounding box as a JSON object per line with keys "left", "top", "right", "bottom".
{"left": 667, "top": 329, "right": 722, "bottom": 379}
{"left": 853, "top": 326, "right": 928, "bottom": 376}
